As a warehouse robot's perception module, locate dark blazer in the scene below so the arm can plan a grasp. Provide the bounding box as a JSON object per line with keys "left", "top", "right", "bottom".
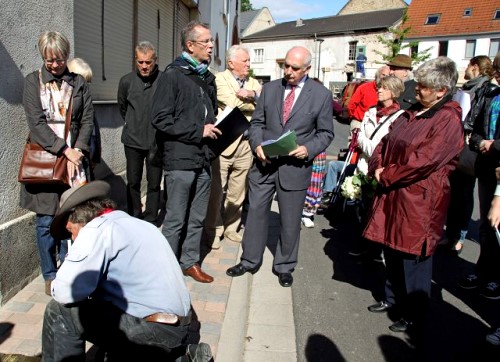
{"left": 248, "top": 77, "right": 334, "bottom": 190}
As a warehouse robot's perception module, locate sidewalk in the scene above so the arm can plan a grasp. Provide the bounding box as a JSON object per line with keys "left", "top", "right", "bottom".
{"left": 0, "top": 200, "right": 296, "bottom": 361}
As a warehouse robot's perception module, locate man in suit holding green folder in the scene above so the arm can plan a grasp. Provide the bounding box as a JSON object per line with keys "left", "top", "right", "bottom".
{"left": 226, "top": 46, "right": 334, "bottom": 287}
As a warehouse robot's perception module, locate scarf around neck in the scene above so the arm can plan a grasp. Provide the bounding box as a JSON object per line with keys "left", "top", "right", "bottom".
{"left": 376, "top": 102, "right": 400, "bottom": 123}
{"left": 181, "top": 51, "right": 209, "bottom": 78}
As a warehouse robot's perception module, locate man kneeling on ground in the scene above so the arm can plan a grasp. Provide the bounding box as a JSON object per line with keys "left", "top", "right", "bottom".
{"left": 42, "top": 181, "right": 212, "bottom": 361}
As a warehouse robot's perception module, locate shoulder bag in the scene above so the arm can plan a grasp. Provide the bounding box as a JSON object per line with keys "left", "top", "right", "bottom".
{"left": 18, "top": 98, "right": 73, "bottom": 185}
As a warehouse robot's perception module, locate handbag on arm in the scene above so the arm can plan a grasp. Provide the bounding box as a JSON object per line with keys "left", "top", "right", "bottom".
{"left": 18, "top": 98, "right": 73, "bottom": 185}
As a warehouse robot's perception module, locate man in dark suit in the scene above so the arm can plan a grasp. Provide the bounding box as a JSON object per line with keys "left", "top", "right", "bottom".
{"left": 226, "top": 46, "right": 334, "bottom": 287}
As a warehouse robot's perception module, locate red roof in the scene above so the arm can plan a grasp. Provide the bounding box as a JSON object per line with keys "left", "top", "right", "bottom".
{"left": 405, "top": 0, "right": 500, "bottom": 38}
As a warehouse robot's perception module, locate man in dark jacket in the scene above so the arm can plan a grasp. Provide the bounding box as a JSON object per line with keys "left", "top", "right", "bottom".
{"left": 117, "top": 41, "right": 162, "bottom": 225}
{"left": 152, "top": 21, "right": 220, "bottom": 283}
{"left": 387, "top": 54, "right": 417, "bottom": 110}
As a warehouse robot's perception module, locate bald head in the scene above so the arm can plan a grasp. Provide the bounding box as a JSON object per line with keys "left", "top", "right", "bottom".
{"left": 284, "top": 46, "right": 312, "bottom": 85}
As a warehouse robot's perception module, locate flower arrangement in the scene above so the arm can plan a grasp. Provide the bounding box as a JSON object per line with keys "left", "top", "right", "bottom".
{"left": 340, "top": 172, "right": 378, "bottom": 201}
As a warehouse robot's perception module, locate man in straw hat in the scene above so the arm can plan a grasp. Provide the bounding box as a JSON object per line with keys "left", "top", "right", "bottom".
{"left": 42, "top": 181, "right": 212, "bottom": 361}
{"left": 386, "top": 54, "right": 417, "bottom": 110}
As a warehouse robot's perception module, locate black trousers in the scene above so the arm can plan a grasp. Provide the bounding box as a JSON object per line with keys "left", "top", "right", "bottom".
{"left": 42, "top": 299, "right": 188, "bottom": 361}
{"left": 384, "top": 247, "right": 433, "bottom": 323}
{"left": 124, "top": 145, "right": 162, "bottom": 224}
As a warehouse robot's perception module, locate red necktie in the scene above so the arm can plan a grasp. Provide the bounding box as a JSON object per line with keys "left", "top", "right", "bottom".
{"left": 283, "top": 85, "right": 296, "bottom": 124}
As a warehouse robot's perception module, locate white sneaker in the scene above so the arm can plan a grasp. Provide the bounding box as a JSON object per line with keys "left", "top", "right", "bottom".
{"left": 301, "top": 216, "right": 314, "bottom": 228}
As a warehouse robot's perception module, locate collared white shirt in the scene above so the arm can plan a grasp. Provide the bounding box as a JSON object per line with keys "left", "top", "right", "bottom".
{"left": 283, "top": 76, "right": 307, "bottom": 108}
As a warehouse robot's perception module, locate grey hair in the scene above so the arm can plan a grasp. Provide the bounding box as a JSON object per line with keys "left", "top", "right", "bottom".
{"left": 67, "top": 58, "right": 93, "bottom": 82}
{"left": 136, "top": 41, "right": 157, "bottom": 59}
{"left": 38, "top": 31, "right": 70, "bottom": 60}
{"left": 68, "top": 198, "right": 117, "bottom": 227}
{"left": 378, "top": 75, "right": 405, "bottom": 99}
{"left": 181, "top": 20, "right": 210, "bottom": 51}
{"left": 375, "top": 65, "right": 390, "bottom": 84}
{"left": 226, "top": 45, "right": 250, "bottom": 65}
{"left": 414, "top": 56, "right": 458, "bottom": 92}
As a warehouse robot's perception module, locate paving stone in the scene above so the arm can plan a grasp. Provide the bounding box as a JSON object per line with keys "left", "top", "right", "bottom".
{"left": 3, "top": 302, "right": 35, "bottom": 314}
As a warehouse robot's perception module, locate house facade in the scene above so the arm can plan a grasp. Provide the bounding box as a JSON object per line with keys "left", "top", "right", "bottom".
{"left": 402, "top": 0, "right": 500, "bottom": 80}
{"left": 0, "top": 0, "right": 238, "bottom": 304}
{"left": 241, "top": 7, "right": 406, "bottom": 89}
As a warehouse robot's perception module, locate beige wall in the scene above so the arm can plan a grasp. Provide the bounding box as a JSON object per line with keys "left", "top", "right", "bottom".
{"left": 338, "top": 0, "right": 407, "bottom": 15}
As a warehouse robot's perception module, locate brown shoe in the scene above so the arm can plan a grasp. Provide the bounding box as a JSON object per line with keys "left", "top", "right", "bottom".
{"left": 183, "top": 264, "right": 214, "bottom": 283}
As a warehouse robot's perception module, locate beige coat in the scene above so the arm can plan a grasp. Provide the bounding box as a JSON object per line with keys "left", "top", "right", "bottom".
{"left": 215, "top": 69, "right": 261, "bottom": 155}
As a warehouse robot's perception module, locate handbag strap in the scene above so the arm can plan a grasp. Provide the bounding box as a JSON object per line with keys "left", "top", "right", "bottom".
{"left": 369, "top": 109, "right": 404, "bottom": 141}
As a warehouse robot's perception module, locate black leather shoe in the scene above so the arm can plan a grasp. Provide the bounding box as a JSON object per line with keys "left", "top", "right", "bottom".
{"left": 226, "top": 263, "right": 259, "bottom": 277}
{"left": 367, "top": 301, "right": 392, "bottom": 313}
{"left": 278, "top": 273, "right": 293, "bottom": 287}
{"left": 389, "top": 318, "right": 412, "bottom": 333}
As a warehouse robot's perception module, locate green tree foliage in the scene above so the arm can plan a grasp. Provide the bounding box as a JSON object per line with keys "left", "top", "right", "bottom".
{"left": 241, "top": 0, "right": 254, "bottom": 12}
{"left": 374, "top": 9, "right": 431, "bottom": 66}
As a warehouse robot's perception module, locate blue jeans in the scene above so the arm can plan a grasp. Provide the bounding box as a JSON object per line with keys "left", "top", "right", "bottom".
{"left": 323, "top": 161, "right": 346, "bottom": 192}
{"left": 36, "top": 215, "right": 68, "bottom": 281}
{"left": 42, "top": 299, "right": 188, "bottom": 361}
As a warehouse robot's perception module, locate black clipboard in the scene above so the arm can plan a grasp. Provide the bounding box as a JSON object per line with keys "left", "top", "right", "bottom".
{"left": 208, "top": 107, "right": 250, "bottom": 156}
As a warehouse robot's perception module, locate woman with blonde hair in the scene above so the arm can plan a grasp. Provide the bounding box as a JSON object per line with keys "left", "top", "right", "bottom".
{"left": 20, "top": 31, "right": 93, "bottom": 295}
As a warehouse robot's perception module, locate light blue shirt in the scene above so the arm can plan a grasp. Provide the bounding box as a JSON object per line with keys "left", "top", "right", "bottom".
{"left": 52, "top": 210, "right": 191, "bottom": 318}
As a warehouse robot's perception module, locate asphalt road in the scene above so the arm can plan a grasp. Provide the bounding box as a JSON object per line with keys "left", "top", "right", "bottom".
{"left": 292, "top": 119, "right": 500, "bottom": 362}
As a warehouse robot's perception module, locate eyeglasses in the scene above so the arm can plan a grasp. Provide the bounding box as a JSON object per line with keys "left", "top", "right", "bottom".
{"left": 192, "top": 38, "right": 214, "bottom": 47}
{"left": 44, "top": 58, "right": 66, "bottom": 65}
{"left": 136, "top": 59, "right": 155, "bottom": 66}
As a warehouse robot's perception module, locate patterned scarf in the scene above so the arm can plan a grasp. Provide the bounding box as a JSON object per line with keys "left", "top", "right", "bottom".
{"left": 38, "top": 70, "right": 73, "bottom": 144}
{"left": 376, "top": 102, "right": 400, "bottom": 123}
{"left": 181, "top": 51, "right": 209, "bottom": 79}
{"left": 488, "top": 94, "right": 500, "bottom": 139}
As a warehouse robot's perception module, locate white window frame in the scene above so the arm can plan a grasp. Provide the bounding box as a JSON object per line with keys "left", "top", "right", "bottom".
{"left": 465, "top": 40, "right": 476, "bottom": 59}
{"left": 490, "top": 38, "right": 500, "bottom": 57}
{"left": 254, "top": 48, "right": 264, "bottom": 63}
{"left": 425, "top": 14, "right": 441, "bottom": 25}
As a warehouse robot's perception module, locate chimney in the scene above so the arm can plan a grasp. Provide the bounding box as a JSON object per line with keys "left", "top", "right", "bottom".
{"left": 296, "top": 18, "right": 304, "bottom": 27}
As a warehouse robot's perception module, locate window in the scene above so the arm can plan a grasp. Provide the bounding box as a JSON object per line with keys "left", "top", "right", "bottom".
{"left": 411, "top": 44, "right": 419, "bottom": 58}
{"left": 425, "top": 14, "right": 441, "bottom": 25}
{"left": 495, "top": 9, "right": 500, "bottom": 19}
{"left": 254, "top": 48, "right": 264, "bottom": 63}
{"left": 463, "top": 8, "right": 472, "bottom": 17}
{"left": 348, "top": 41, "right": 358, "bottom": 61}
{"left": 439, "top": 41, "right": 448, "bottom": 56}
{"left": 465, "top": 40, "right": 476, "bottom": 58}
{"left": 490, "top": 39, "right": 500, "bottom": 57}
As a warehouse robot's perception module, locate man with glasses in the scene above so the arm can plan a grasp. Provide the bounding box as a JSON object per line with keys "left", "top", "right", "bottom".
{"left": 226, "top": 46, "right": 334, "bottom": 287}
{"left": 152, "top": 21, "right": 219, "bottom": 283}
{"left": 386, "top": 54, "right": 417, "bottom": 110}
{"left": 117, "top": 41, "right": 163, "bottom": 226}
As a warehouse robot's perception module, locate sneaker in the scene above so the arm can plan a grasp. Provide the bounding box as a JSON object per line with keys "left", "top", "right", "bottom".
{"left": 186, "top": 342, "right": 213, "bottom": 362}
{"left": 486, "top": 328, "right": 500, "bottom": 346}
{"left": 458, "top": 274, "right": 480, "bottom": 289}
{"left": 481, "top": 282, "right": 500, "bottom": 300}
{"left": 301, "top": 216, "right": 315, "bottom": 228}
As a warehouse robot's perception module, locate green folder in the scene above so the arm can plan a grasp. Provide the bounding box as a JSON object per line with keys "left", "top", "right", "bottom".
{"left": 261, "top": 130, "right": 298, "bottom": 157}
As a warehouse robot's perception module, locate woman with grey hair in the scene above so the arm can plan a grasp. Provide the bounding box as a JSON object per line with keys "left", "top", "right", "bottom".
{"left": 20, "top": 31, "right": 94, "bottom": 295}
{"left": 362, "top": 56, "right": 464, "bottom": 333}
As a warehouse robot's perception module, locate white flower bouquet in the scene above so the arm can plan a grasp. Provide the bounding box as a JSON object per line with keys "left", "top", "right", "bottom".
{"left": 340, "top": 173, "right": 377, "bottom": 201}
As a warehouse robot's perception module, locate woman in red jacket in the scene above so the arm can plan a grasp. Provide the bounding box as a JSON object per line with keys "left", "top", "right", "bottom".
{"left": 362, "top": 57, "right": 464, "bottom": 333}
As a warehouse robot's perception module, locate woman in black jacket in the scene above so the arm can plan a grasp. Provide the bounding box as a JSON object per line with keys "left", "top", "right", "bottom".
{"left": 20, "top": 31, "right": 93, "bottom": 295}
